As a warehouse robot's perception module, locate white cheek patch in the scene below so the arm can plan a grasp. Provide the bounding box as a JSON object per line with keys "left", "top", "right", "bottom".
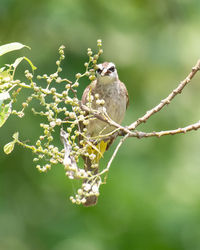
{"left": 97, "top": 64, "right": 103, "bottom": 71}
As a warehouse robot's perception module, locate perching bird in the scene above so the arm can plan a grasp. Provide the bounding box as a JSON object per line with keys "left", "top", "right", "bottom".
{"left": 81, "top": 62, "right": 129, "bottom": 206}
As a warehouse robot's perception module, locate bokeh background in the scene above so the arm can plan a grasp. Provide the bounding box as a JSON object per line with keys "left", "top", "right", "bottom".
{"left": 1, "top": 0, "right": 200, "bottom": 249}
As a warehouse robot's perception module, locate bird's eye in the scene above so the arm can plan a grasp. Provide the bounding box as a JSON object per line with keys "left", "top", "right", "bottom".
{"left": 109, "top": 66, "right": 115, "bottom": 72}
{"left": 96, "top": 68, "right": 102, "bottom": 74}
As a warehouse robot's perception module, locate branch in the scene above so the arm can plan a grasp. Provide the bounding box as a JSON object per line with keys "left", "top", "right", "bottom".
{"left": 80, "top": 105, "right": 200, "bottom": 142}
{"left": 80, "top": 60, "right": 200, "bottom": 144}
{"left": 126, "top": 120, "right": 200, "bottom": 138}
{"left": 92, "top": 133, "right": 129, "bottom": 181}
{"left": 128, "top": 59, "right": 200, "bottom": 130}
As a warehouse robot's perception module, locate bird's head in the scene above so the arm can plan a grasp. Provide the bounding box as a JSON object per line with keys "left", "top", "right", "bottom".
{"left": 96, "top": 62, "right": 118, "bottom": 84}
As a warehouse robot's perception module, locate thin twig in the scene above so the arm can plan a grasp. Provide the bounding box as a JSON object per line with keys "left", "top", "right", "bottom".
{"left": 80, "top": 105, "right": 200, "bottom": 141}
{"left": 128, "top": 59, "right": 200, "bottom": 130}
{"left": 95, "top": 133, "right": 129, "bottom": 178}
{"left": 130, "top": 120, "right": 200, "bottom": 138}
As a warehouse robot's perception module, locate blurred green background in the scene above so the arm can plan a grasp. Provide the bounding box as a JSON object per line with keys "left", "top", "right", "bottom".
{"left": 1, "top": 0, "right": 200, "bottom": 249}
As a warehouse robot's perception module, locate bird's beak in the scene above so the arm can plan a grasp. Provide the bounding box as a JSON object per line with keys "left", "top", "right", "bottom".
{"left": 101, "top": 69, "right": 110, "bottom": 76}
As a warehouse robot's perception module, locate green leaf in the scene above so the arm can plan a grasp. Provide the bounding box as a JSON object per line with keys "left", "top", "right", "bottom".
{"left": 3, "top": 141, "right": 15, "bottom": 154}
{"left": 12, "top": 57, "right": 24, "bottom": 69}
{"left": 0, "top": 42, "right": 30, "bottom": 56}
{"left": 12, "top": 56, "right": 37, "bottom": 72}
{"left": 0, "top": 103, "right": 12, "bottom": 127}
{"left": 3, "top": 132, "right": 19, "bottom": 154}
{"left": 12, "top": 132, "right": 19, "bottom": 141}
{"left": 0, "top": 67, "right": 6, "bottom": 73}
{"left": 0, "top": 93, "right": 12, "bottom": 127}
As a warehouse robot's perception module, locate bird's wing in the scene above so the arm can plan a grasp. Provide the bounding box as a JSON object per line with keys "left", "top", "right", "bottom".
{"left": 79, "top": 80, "right": 97, "bottom": 167}
{"left": 120, "top": 80, "right": 129, "bottom": 109}
{"left": 106, "top": 81, "right": 129, "bottom": 152}
{"left": 81, "top": 80, "right": 97, "bottom": 105}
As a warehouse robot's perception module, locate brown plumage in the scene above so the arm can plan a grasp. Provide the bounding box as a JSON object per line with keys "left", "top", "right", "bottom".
{"left": 81, "top": 62, "right": 129, "bottom": 206}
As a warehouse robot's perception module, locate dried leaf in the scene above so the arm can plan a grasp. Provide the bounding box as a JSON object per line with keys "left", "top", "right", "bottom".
{"left": 60, "top": 128, "right": 78, "bottom": 179}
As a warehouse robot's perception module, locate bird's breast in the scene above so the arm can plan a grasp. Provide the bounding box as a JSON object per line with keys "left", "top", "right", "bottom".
{"left": 86, "top": 82, "right": 127, "bottom": 137}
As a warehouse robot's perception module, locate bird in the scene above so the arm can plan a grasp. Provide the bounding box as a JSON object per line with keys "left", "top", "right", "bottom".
{"left": 80, "top": 62, "right": 129, "bottom": 206}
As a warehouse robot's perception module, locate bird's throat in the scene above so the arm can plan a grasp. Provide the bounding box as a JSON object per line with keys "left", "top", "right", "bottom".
{"left": 97, "top": 75, "right": 117, "bottom": 85}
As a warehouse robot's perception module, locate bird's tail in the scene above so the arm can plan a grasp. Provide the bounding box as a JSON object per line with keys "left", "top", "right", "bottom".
{"left": 83, "top": 140, "right": 108, "bottom": 207}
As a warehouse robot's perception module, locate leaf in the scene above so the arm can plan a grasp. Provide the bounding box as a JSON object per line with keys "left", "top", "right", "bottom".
{"left": 0, "top": 97, "right": 12, "bottom": 127}
{"left": 60, "top": 128, "right": 78, "bottom": 179}
{"left": 3, "top": 132, "right": 19, "bottom": 154}
{"left": 0, "top": 42, "right": 30, "bottom": 56}
{"left": 3, "top": 141, "right": 15, "bottom": 154}
{"left": 0, "top": 67, "right": 6, "bottom": 73}
{"left": 12, "top": 57, "right": 37, "bottom": 72}
{"left": 12, "top": 132, "right": 19, "bottom": 141}
{"left": 12, "top": 57, "right": 24, "bottom": 69}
